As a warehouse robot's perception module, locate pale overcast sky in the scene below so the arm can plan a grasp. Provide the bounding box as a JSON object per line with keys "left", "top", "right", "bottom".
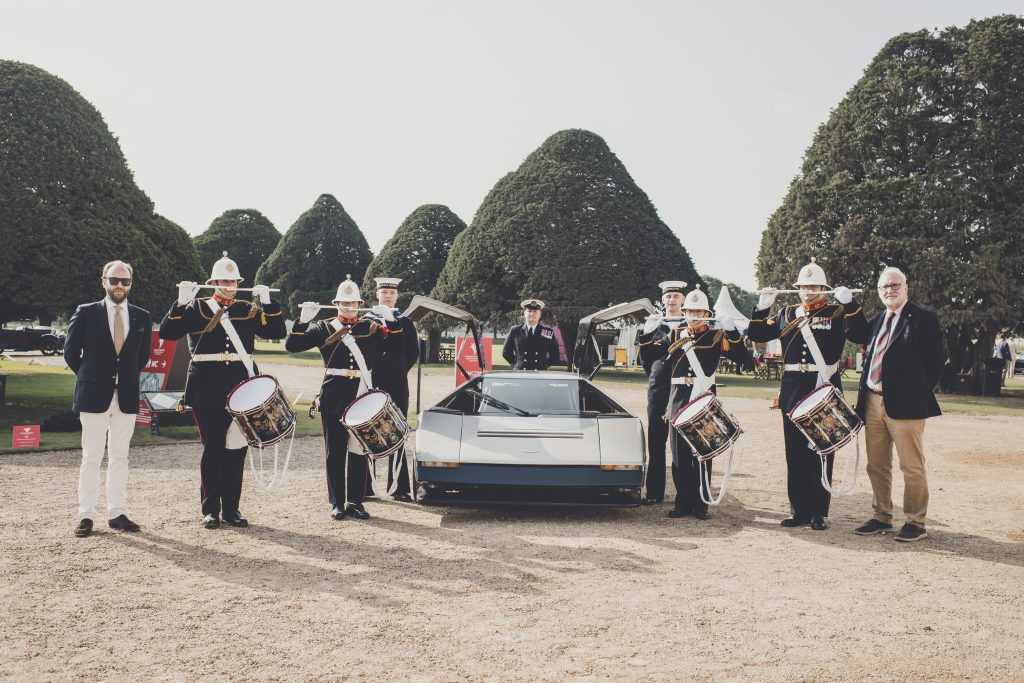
{"left": 2, "top": 1, "right": 1020, "bottom": 289}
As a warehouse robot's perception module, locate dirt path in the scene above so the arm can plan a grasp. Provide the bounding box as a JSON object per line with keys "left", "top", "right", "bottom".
{"left": 1, "top": 369, "right": 1022, "bottom": 681}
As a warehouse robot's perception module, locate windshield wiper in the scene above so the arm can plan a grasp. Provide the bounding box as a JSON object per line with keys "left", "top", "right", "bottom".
{"left": 466, "top": 388, "right": 533, "bottom": 417}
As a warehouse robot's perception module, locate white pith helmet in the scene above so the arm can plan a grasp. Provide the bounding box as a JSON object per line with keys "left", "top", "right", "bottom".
{"left": 207, "top": 251, "right": 244, "bottom": 283}
{"left": 683, "top": 285, "right": 711, "bottom": 312}
{"left": 793, "top": 257, "right": 829, "bottom": 287}
{"left": 332, "top": 275, "right": 363, "bottom": 304}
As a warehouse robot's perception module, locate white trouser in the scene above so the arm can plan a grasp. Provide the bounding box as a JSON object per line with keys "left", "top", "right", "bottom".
{"left": 78, "top": 393, "right": 137, "bottom": 520}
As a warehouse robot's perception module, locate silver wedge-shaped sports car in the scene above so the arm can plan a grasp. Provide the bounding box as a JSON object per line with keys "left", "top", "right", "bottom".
{"left": 415, "top": 371, "right": 646, "bottom": 506}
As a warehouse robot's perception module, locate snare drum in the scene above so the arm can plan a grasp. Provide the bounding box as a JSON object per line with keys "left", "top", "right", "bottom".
{"left": 671, "top": 392, "right": 742, "bottom": 462}
{"left": 225, "top": 375, "right": 296, "bottom": 448}
{"left": 341, "top": 390, "right": 409, "bottom": 460}
{"left": 787, "top": 383, "right": 862, "bottom": 455}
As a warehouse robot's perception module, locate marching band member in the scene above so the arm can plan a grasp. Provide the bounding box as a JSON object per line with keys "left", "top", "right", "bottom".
{"left": 664, "top": 287, "right": 746, "bottom": 520}
{"left": 747, "top": 258, "right": 868, "bottom": 530}
{"left": 637, "top": 280, "right": 687, "bottom": 505}
{"left": 286, "top": 276, "right": 404, "bottom": 521}
{"left": 158, "top": 253, "right": 285, "bottom": 529}
{"left": 502, "top": 299, "right": 560, "bottom": 370}
{"left": 364, "top": 277, "right": 419, "bottom": 501}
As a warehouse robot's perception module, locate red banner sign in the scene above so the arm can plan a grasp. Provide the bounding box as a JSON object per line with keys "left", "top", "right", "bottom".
{"left": 455, "top": 336, "right": 492, "bottom": 386}
{"left": 12, "top": 425, "right": 40, "bottom": 448}
{"left": 137, "top": 333, "right": 177, "bottom": 426}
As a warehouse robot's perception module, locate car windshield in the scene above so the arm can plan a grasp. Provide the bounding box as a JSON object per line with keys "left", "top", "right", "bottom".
{"left": 480, "top": 377, "right": 580, "bottom": 415}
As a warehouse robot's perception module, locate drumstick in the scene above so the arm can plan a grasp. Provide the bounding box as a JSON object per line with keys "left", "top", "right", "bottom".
{"left": 299, "top": 303, "right": 400, "bottom": 311}
{"left": 761, "top": 288, "right": 864, "bottom": 295}
{"left": 188, "top": 284, "right": 282, "bottom": 292}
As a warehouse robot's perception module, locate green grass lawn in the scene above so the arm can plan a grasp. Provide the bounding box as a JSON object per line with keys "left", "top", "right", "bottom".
{"left": 2, "top": 357, "right": 1020, "bottom": 454}
{"left": 0, "top": 359, "right": 323, "bottom": 454}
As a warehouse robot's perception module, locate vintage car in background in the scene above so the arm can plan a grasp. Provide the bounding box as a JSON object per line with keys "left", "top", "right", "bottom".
{"left": 413, "top": 300, "right": 656, "bottom": 507}
{"left": 0, "top": 324, "right": 65, "bottom": 355}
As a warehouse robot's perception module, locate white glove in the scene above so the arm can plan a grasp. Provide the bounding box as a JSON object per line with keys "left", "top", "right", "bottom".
{"left": 757, "top": 287, "right": 778, "bottom": 309}
{"left": 251, "top": 284, "right": 271, "bottom": 305}
{"left": 299, "top": 302, "right": 320, "bottom": 324}
{"left": 370, "top": 304, "right": 395, "bottom": 322}
{"left": 717, "top": 315, "right": 736, "bottom": 332}
{"left": 833, "top": 286, "right": 853, "bottom": 304}
{"left": 642, "top": 316, "right": 662, "bottom": 334}
{"left": 177, "top": 281, "right": 200, "bottom": 306}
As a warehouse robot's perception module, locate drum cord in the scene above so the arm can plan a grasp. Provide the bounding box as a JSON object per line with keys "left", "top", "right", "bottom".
{"left": 819, "top": 433, "right": 861, "bottom": 497}
{"left": 700, "top": 443, "right": 736, "bottom": 507}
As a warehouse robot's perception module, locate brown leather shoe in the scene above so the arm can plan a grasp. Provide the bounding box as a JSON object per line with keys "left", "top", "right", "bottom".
{"left": 74, "top": 519, "right": 93, "bottom": 537}
{"left": 107, "top": 514, "right": 140, "bottom": 532}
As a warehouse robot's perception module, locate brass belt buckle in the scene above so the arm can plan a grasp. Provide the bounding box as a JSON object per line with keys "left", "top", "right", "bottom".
{"left": 798, "top": 363, "right": 809, "bottom": 372}
{"left": 220, "top": 352, "right": 233, "bottom": 362}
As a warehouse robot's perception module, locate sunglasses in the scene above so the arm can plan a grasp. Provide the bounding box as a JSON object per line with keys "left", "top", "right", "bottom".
{"left": 105, "top": 277, "right": 133, "bottom": 287}
{"left": 877, "top": 283, "right": 903, "bottom": 291}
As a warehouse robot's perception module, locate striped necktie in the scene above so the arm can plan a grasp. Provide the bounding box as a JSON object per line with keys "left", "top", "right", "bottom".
{"left": 867, "top": 312, "right": 894, "bottom": 385}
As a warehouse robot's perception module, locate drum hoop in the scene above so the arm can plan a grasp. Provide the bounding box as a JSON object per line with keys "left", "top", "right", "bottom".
{"left": 225, "top": 374, "right": 282, "bottom": 415}
{"left": 341, "top": 389, "right": 391, "bottom": 427}
{"left": 786, "top": 383, "right": 840, "bottom": 421}
{"left": 671, "top": 390, "right": 718, "bottom": 426}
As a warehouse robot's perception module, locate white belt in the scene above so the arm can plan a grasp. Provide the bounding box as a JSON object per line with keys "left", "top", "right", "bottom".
{"left": 325, "top": 368, "right": 361, "bottom": 378}
{"left": 193, "top": 352, "right": 251, "bottom": 363}
{"left": 671, "top": 377, "right": 697, "bottom": 385}
{"left": 784, "top": 362, "right": 838, "bottom": 375}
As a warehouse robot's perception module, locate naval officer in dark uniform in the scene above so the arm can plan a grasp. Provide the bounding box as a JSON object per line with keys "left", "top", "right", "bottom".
{"left": 747, "top": 258, "right": 869, "bottom": 530}
{"left": 637, "top": 280, "right": 687, "bottom": 505}
{"left": 365, "top": 276, "right": 419, "bottom": 501}
{"left": 158, "top": 252, "right": 286, "bottom": 529}
{"left": 663, "top": 286, "right": 746, "bottom": 520}
{"left": 287, "top": 277, "right": 405, "bottom": 521}
{"left": 502, "top": 299, "right": 560, "bottom": 370}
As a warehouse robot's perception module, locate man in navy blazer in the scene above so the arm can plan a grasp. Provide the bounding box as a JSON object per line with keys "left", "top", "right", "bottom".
{"left": 63, "top": 260, "right": 152, "bottom": 537}
{"left": 853, "top": 267, "right": 945, "bottom": 543}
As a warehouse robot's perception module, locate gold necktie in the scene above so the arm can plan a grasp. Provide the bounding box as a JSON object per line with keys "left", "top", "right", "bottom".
{"left": 113, "top": 305, "right": 124, "bottom": 355}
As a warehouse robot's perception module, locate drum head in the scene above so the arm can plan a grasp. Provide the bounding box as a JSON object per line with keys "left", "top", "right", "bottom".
{"left": 790, "top": 384, "right": 835, "bottom": 419}
{"left": 345, "top": 391, "right": 389, "bottom": 426}
{"left": 228, "top": 376, "right": 279, "bottom": 412}
{"left": 673, "top": 393, "right": 716, "bottom": 426}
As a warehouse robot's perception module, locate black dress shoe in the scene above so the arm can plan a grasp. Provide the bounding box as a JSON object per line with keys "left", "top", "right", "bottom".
{"left": 330, "top": 506, "right": 346, "bottom": 520}
{"left": 642, "top": 498, "right": 663, "bottom": 506}
{"left": 222, "top": 512, "right": 248, "bottom": 528}
{"left": 694, "top": 510, "right": 711, "bottom": 521}
{"left": 202, "top": 514, "right": 220, "bottom": 529}
{"left": 780, "top": 516, "right": 811, "bottom": 527}
{"left": 74, "top": 518, "right": 93, "bottom": 538}
{"left": 667, "top": 508, "right": 691, "bottom": 518}
{"left": 345, "top": 503, "right": 371, "bottom": 520}
{"left": 108, "top": 514, "right": 140, "bottom": 532}
{"left": 810, "top": 516, "right": 829, "bottom": 531}
{"left": 392, "top": 492, "right": 413, "bottom": 503}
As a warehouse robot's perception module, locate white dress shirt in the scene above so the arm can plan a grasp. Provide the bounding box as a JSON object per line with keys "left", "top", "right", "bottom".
{"left": 866, "top": 302, "right": 906, "bottom": 391}
{"left": 105, "top": 296, "right": 130, "bottom": 343}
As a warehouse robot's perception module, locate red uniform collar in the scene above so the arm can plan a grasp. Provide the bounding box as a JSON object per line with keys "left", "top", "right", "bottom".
{"left": 687, "top": 323, "right": 709, "bottom": 335}
{"left": 336, "top": 315, "right": 359, "bottom": 325}
{"left": 213, "top": 294, "right": 235, "bottom": 306}
{"left": 802, "top": 299, "right": 826, "bottom": 312}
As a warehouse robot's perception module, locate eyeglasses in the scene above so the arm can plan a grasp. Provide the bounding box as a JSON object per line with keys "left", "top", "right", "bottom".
{"left": 105, "top": 277, "right": 132, "bottom": 286}
{"left": 877, "top": 283, "right": 903, "bottom": 291}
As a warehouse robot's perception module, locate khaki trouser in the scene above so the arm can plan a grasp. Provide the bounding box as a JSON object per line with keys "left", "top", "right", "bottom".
{"left": 864, "top": 392, "right": 929, "bottom": 527}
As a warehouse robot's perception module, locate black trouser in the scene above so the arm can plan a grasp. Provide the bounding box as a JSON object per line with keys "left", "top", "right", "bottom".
{"left": 783, "top": 416, "right": 835, "bottom": 519}
{"left": 322, "top": 412, "right": 368, "bottom": 508}
{"left": 386, "top": 389, "right": 411, "bottom": 495}
{"left": 670, "top": 429, "right": 712, "bottom": 514}
{"left": 645, "top": 388, "right": 670, "bottom": 501}
{"left": 193, "top": 403, "right": 247, "bottom": 518}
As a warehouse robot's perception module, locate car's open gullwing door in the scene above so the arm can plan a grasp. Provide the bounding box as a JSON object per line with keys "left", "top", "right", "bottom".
{"left": 403, "top": 295, "right": 486, "bottom": 380}
{"left": 569, "top": 299, "right": 657, "bottom": 380}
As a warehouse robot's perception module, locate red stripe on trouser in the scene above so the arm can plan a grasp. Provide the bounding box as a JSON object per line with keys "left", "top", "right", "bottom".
{"left": 192, "top": 408, "right": 209, "bottom": 509}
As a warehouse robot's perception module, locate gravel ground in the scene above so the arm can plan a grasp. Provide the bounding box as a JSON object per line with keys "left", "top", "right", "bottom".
{"left": 1, "top": 367, "right": 1022, "bottom": 682}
